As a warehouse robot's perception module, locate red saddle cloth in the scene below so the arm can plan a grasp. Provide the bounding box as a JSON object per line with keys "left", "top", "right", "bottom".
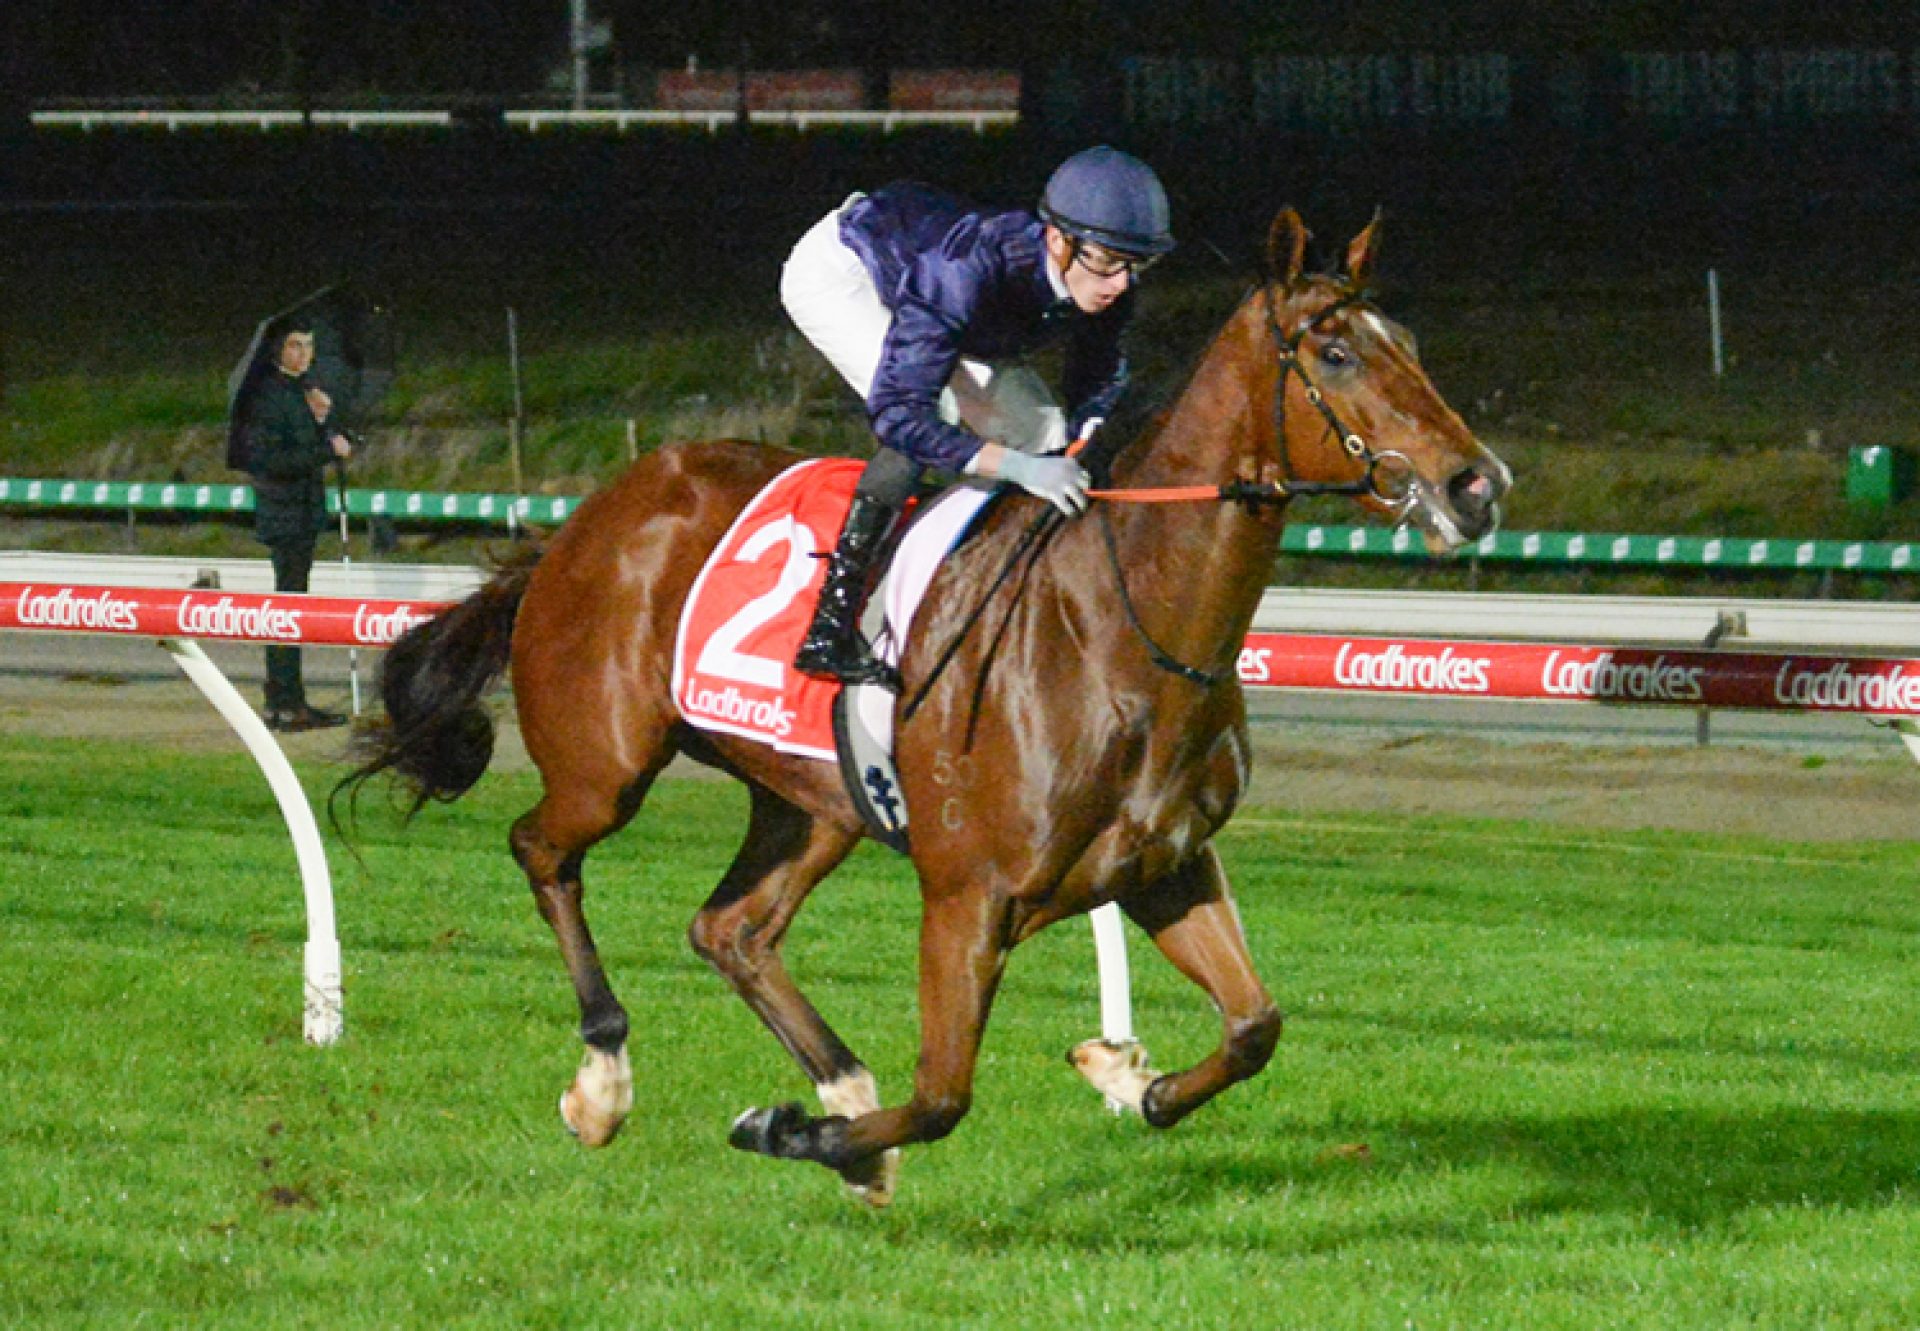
{"left": 671, "top": 458, "right": 862, "bottom": 759}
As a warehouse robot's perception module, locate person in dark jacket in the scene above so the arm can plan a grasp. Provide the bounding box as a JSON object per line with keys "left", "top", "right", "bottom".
{"left": 780, "top": 145, "right": 1176, "bottom": 685}
{"left": 242, "top": 324, "right": 352, "bottom": 731}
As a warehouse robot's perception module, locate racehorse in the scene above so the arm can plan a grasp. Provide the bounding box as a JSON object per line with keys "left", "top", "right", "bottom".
{"left": 341, "top": 209, "right": 1510, "bottom": 1207}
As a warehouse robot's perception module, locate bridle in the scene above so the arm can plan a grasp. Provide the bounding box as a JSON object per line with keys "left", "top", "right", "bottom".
{"left": 1090, "top": 281, "right": 1421, "bottom": 686}
{"left": 1258, "top": 283, "right": 1420, "bottom": 518}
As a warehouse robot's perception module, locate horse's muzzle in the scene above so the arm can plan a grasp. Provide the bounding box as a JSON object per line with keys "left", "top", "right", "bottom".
{"left": 1443, "top": 455, "right": 1511, "bottom": 543}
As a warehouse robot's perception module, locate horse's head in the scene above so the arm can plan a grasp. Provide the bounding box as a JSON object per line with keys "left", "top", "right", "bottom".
{"left": 1256, "top": 208, "right": 1509, "bottom": 551}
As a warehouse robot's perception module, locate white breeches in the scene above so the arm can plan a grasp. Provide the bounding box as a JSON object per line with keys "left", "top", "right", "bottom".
{"left": 780, "top": 198, "right": 1068, "bottom": 458}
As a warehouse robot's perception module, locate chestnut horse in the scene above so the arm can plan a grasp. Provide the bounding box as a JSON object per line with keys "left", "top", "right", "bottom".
{"left": 343, "top": 210, "right": 1509, "bottom": 1207}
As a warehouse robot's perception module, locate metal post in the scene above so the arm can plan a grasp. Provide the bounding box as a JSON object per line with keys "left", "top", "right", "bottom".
{"left": 335, "top": 464, "right": 361, "bottom": 715}
{"left": 507, "top": 307, "right": 526, "bottom": 510}
{"left": 1696, "top": 610, "right": 1746, "bottom": 747}
{"left": 1707, "top": 269, "right": 1725, "bottom": 379}
{"left": 570, "top": 0, "right": 591, "bottom": 110}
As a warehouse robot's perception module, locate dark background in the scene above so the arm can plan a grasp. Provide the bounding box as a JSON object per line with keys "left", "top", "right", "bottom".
{"left": 5, "top": 5, "right": 1920, "bottom": 415}
{"left": 8, "top": 3, "right": 1920, "bottom": 98}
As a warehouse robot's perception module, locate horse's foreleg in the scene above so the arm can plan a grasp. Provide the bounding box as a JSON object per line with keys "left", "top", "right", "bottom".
{"left": 1096, "top": 843, "right": 1282, "bottom": 1128}
{"left": 730, "top": 890, "right": 1010, "bottom": 1196}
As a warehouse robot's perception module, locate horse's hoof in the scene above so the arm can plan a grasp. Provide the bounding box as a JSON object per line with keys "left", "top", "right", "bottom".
{"left": 559, "top": 1046, "right": 633, "bottom": 1148}
{"left": 837, "top": 1148, "right": 900, "bottom": 1210}
{"left": 560, "top": 1084, "right": 626, "bottom": 1148}
{"left": 815, "top": 1069, "right": 897, "bottom": 1208}
{"left": 729, "top": 1102, "right": 810, "bottom": 1158}
{"left": 1068, "top": 1037, "right": 1158, "bottom": 1115}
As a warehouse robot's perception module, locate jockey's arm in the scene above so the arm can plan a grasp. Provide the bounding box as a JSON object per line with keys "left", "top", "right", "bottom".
{"left": 866, "top": 250, "right": 990, "bottom": 473}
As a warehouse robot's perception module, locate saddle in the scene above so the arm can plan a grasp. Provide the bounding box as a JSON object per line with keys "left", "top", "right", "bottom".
{"left": 671, "top": 458, "right": 995, "bottom": 852}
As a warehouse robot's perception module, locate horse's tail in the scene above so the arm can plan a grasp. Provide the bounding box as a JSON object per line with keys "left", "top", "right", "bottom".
{"left": 335, "top": 544, "right": 542, "bottom": 821}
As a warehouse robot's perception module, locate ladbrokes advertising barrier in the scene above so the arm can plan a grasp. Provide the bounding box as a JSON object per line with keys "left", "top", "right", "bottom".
{"left": 11, "top": 582, "right": 1920, "bottom": 719}
{"left": 1, "top": 583, "right": 443, "bottom": 648}
{"left": 1237, "top": 632, "right": 1920, "bottom": 717}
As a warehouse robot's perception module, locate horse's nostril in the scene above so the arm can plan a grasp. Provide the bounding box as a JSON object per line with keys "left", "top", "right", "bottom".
{"left": 1445, "top": 465, "right": 1504, "bottom": 539}
{"left": 1448, "top": 469, "right": 1493, "bottom": 513}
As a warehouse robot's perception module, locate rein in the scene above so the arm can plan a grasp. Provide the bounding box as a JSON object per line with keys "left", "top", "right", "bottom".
{"left": 1086, "top": 475, "right": 1374, "bottom": 505}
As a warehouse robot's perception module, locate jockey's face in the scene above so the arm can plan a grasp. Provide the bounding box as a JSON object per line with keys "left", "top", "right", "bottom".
{"left": 1045, "top": 226, "right": 1148, "bottom": 315}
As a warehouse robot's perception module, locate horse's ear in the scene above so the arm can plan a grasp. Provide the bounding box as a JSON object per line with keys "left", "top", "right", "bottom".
{"left": 1345, "top": 208, "right": 1385, "bottom": 288}
{"left": 1265, "top": 208, "right": 1309, "bottom": 285}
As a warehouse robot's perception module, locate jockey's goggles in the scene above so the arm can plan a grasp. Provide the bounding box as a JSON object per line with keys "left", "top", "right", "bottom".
{"left": 1072, "top": 240, "right": 1160, "bottom": 280}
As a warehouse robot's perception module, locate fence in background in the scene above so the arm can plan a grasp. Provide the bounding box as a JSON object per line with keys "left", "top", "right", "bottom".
{"left": 29, "top": 49, "right": 1920, "bottom": 138}
{"left": 6, "top": 475, "right": 1918, "bottom": 577}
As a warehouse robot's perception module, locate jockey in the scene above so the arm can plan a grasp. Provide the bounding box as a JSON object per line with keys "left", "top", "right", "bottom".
{"left": 780, "top": 145, "right": 1176, "bottom": 686}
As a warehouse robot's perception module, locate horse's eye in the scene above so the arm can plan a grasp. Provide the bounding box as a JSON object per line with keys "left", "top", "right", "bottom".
{"left": 1320, "top": 340, "right": 1354, "bottom": 369}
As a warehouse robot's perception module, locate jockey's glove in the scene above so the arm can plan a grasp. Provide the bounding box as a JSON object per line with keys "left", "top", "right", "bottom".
{"left": 994, "top": 450, "right": 1091, "bottom": 518}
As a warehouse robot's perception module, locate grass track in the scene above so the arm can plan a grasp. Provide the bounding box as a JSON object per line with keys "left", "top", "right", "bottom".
{"left": 4, "top": 734, "right": 1920, "bottom": 1328}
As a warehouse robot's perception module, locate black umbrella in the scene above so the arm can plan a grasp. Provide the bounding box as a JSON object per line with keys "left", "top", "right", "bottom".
{"left": 226, "top": 284, "right": 394, "bottom": 470}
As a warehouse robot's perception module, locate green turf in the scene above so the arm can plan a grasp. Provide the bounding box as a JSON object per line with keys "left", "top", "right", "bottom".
{"left": 4, "top": 734, "right": 1920, "bottom": 1328}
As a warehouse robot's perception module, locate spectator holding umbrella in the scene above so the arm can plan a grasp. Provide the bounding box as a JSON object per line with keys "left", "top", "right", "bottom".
{"left": 238, "top": 322, "right": 351, "bottom": 731}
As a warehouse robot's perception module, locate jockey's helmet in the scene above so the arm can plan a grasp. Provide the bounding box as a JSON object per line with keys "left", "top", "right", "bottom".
{"left": 1038, "top": 147, "right": 1176, "bottom": 258}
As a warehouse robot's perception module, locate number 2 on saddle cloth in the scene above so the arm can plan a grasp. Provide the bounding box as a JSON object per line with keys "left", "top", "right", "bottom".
{"left": 671, "top": 458, "right": 990, "bottom": 849}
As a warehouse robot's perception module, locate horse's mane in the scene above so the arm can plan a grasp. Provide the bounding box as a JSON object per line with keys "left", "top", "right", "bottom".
{"left": 1077, "top": 283, "right": 1244, "bottom": 486}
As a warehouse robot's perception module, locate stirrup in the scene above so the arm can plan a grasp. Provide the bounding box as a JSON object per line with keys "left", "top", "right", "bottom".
{"left": 794, "top": 636, "right": 900, "bottom": 690}
{"left": 835, "top": 654, "right": 901, "bottom": 691}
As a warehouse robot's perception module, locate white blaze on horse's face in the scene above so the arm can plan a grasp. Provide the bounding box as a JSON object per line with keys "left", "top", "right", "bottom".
{"left": 1303, "top": 299, "right": 1511, "bottom": 554}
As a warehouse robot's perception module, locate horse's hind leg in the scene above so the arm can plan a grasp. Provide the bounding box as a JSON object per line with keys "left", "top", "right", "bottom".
{"left": 510, "top": 759, "right": 665, "bottom": 1148}
{"left": 683, "top": 785, "right": 900, "bottom": 1203}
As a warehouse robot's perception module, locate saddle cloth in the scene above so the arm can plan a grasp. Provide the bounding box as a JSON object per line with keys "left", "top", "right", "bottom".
{"left": 672, "top": 459, "right": 992, "bottom": 848}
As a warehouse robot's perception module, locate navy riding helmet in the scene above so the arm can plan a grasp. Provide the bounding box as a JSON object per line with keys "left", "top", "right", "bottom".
{"left": 1038, "top": 146, "right": 1176, "bottom": 258}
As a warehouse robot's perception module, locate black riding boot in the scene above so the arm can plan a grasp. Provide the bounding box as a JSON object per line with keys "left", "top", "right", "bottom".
{"left": 793, "top": 494, "right": 900, "bottom": 687}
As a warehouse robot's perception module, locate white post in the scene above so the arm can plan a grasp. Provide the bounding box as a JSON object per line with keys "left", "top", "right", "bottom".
{"left": 1088, "top": 903, "right": 1134, "bottom": 1113}
{"left": 159, "top": 637, "right": 343, "bottom": 1045}
{"left": 1707, "top": 269, "right": 1725, "bottom": 378}
{"left": 1893, "top": 718, "right": 1920, "bottom": 768}
{"left": 335, "top": 472, "right": 361, "bottom": 716}
{"left": 1088, "top": 903, "right": 1133, "bottom": 1044}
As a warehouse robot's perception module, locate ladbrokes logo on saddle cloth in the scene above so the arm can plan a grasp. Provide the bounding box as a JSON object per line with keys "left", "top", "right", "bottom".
{"left": 671, "top": 458, "right": 863, "bottom": 759}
